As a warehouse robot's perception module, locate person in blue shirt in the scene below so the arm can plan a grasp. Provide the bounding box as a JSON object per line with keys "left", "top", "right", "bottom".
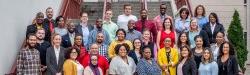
{"left": 175, "top": 8, "right": 190, "bottom": 34}
{"left": 198, "top": 48, "right": 218, "bottom": 75}
{"left": 194, "top": 5, "right": 208, "bottom": 29}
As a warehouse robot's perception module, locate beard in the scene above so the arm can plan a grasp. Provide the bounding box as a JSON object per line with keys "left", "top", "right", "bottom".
{"left": 28, "top": 43, "right": 37, "bottom": 49}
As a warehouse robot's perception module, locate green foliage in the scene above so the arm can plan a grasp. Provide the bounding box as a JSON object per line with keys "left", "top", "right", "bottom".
{"left": 227, "top": 10, "right": 248, "bottom": 69}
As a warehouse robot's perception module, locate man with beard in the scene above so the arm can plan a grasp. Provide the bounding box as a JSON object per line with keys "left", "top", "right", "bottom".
{"left": 62, "top": 21, "right": 76, "bottom": 48}
{"left": 135, "top": 9, "right": 157, "bottom": 41}
{"left": 88, "top": 18, "right": 110, "bottom": 48}
{"left": 43, "top": 7, "right": 56, "bottom": 41}
{"left": 17, "top": 33, "right": 41, "bottom": 75}
{"left": 35, "top": 28, "right": 51, "bottom": 73}
{"left": 154, "top": 3, "right": 172, "bottom": 31}
{"left": 125, "top": 20, "right": 142, "bottom": 42}
{"left": 95, "top": 32, "right": 109, "bottom": 59}
{"left": 26, "top": 12, "right": 49, "bottom": 40}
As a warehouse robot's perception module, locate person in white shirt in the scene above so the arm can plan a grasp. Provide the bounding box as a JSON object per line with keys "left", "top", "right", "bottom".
{"left": 117, "top": 4, "right": 138, "bottom": 31}
{"left": 109, "top": 43, "right": 136, "bottom": 75}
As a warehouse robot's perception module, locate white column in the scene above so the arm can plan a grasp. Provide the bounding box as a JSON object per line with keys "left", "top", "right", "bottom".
{"left": 247, "top": 0, "right": 250, "bottom": 64}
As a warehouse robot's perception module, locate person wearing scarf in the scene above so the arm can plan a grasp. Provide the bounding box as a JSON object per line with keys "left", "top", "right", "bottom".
{"left": 84, "top": 55, "right": 103, "bottom": 75}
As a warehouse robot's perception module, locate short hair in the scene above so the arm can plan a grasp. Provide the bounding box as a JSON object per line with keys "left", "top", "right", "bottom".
{"left": 51, "top": 33, "right": 61, "bottom": 41}
{"left": 141, "top": 46, "right": 151, "bottom": 56}
{"left": 201, "top": 48, "right": 214, "bottom": 64}
{"left": 114, "top": 43, "right": 130, "bottom": 55}
{"left": 26, "top": 33, "right": 37, "bottom": 40}
{"left": 123, "top": 3, "right": 131, "bottom": 9}
{"left": 162, "top": 17, "right": 174, "bottom": 31}
{"left": 179, "top": 8, "right": 189, "bottom": 19}
{"left": 194, "top": 5, "right": 206, "bottom": 17}
{"left": 219, "top": 41, "right": 235, "bottom": 57}
{"left": 65, "top": 46, "right": 80, "bottom": 59}
{"left": 177, "top": 31, "right": 191, "bottom": 48}
{"left": 140, "top": 9, "right": 147, "bottom": 14}
{"left": 116, "top": 29, "right": 126, "bottom": 37}
{"left": 35, "top": 28, "right": 46, "bottom": 33}
{"left": 36, "top": 12, "right": 44, "bottom": 18}
{"left": 160, "top": 3, "right": 167, "bottom": 7}
{"left": 80, "top": 12, "right": 88, "bottom": 17}
{"left": 105, "top": 9, "right": 112, "bottom": 13}
{"left": 216, "top": 31, "right": 225, "bottom": 37}
{"left": 209, "top": 12, "right": 219, "bottom": 23}
{"left": 46, "top": 7, "right": 53, "bottom": 12}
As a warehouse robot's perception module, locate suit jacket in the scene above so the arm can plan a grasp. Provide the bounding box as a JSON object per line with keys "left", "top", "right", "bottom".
{"left": 202, "top": 23, "right": 225, "bottom": 44}
{"left": 75, "top": 24, "right": 94, "bottom": 35}
{"left": 46, "top": 46, "right": 66, "bottom": 75}
{"left": 177, "top": 58, "right": 197, "bottom": 75}
{"left": 128, "top": 51, "right": 140, "bottom": 65}
{"left": 62, "top": 33, "right": 73, "bottom": 48}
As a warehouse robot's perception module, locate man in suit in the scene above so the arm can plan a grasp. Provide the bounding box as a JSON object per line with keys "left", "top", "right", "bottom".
{"left": 62, "top": 21, "right": 76, "bottom": 48}
{"left": 43, "top": 7, "right": 56, "bottom": 41}
{"left": 46, "top": 34, "right": 66, "bottom": 75}
{"left": 76, "top": 12, "right": 94, "bottom": 47}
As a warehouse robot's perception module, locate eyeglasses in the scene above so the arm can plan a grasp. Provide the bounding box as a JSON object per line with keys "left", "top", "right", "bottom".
{"left": 71, "top": 52, "right": 77, "bottom": 54}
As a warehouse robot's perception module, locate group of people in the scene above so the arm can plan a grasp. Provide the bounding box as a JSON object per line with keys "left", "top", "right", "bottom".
{"left": 16, "top": 3, "right": 243, "bottom": 75}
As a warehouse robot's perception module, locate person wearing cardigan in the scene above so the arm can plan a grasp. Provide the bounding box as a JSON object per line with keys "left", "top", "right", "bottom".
{"left": 63, "top": 47, "right": 84, "bottom": 75}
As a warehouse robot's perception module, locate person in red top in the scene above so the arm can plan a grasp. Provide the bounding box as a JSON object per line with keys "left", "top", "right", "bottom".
{"left": 80, "top": 43, "right": 109, "bottom": 75}
{"left": 135, "top": 9, "right": 157, "bottom": 42}
{"left": 71, "top": 34, "right": 87, "bottom": 61}
{"left": 156, "top": 17, "right": 176, "bottom": 50}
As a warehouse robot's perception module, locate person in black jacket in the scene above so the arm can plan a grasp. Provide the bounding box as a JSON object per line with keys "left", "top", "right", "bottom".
{"left": 61, "top": 21, "right": 76, "bottom": 48}
{"left": 128, "top": 38, "right": 142, "bottom": 64}
{"left": 202, "top": 13, "right": 225, "bottom": 44}
{"left": 217, "top": 42, "right": 239, "bottom": 75}
{"left": 177, "top": 45, "right": 197, "bottom": 75}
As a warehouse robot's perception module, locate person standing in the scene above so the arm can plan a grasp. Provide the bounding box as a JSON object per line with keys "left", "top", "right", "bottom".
{"left": 16, "top": 34, "right": 41, "bottom": 75}
{"left": 117, "top": 4, "right": 138, "bottom": 31}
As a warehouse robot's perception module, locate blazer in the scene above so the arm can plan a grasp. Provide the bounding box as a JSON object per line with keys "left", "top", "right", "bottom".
{"left": 128, "top": 51, "right": 140, "bottom": 65}
{"left": 61, "top": 33, "right": 73, "bottom": 48}
{"left": 177, "top": 58, "right": 197, "bottom": 75}
{"left": 217, "top": 55, "right": 239, "bottom": 75}
{"left": 202, "top": 23, "right": 225, "bottom": 44}
{"left": 75, "top": 24, "right": 94, "bottom": 35}
{"left": 46, "top": 46, "right": 66, "bottom": 75}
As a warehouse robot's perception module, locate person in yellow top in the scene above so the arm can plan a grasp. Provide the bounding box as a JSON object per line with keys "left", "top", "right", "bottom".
{"left": 63, "top": 47, "right": 84, "bottom": 75}
{"left": 158, "top": 38, "right": 179, "bottom": 75}
{"left": 108, "top": 29, "right": 133, "bottom": 59}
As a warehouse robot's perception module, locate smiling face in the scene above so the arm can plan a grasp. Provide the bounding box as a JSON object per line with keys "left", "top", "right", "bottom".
{"left": 140, "top": 10, "right": 147, "bottom": 19}
{"left": 190, "top": 19, "right": 198, "bottom": 30}
{"left": 90, "top": 44, "right": 99, "bottom": 55}
{"left": 163, "top": 19, "right": 172, "bottom": 30}
{"left": 36, "top": 29, "right": 45, "bottom": 40}
{"left": 58, "top": 17, "right": 65, "bottom": 27}
{"left": 52, "top": 35, "right": 62, "bottom": 46}
{"left": 209, "top": 14, "right": 216, "bottom": 23}
{"left": 142, "top": 30, "right": 151, "bottom": 40}
{"left": 195, "top": 37, "right": 203, "bottom": 48}
{"left": 164, "top": 38, "right": 172, "bottom": 48}
{"left": 216, "top": 32, "right": 225, "bottom": 44}
{"left": 74, "top": 35, "right": 82, "bottom": 46}
{"left": 90, "top": 55, "right": 98, "bottom": 65}
{"left": 105, "top": 10, "right": 113, "bottom": 19}
{"left": 181, "top": 47, "right": 189, "bottom": 58}
{"left": 117, "top": 30, "right": 125, "bottom": 41}
{"left": 118, "top": 46, "right": 127, "bottom": 57}
{"left": 70, "top": 49, "right": 78, "bottom": 60}
{"left": 46, "top": 8, "right": 53, "bottom": 19}
{"left": 181, "top": 11, "right": 188, "bottom": 19}
{"left": 124, "top": 5, "right": 132, "bottom": 16}
{"left": 222, "top": 43, "right": 230, "bottom": 55}
{"left": 180, "top": 33, "right": 188, "bottom": 43}
{"left": 203, "top": 49, "right": 211, "bottom": 61}
{"left": 133, "top": 39, "right": 142, "bottom": 49}
{"left": 160, "top": 4, "right": 167, "bottom": 15}
{"left": 80, "top": 13, "right": 88, "bottom": 23}
{"left": 196, "top": 6, "right": 204, "bottom": 16}
{"left": 67, "top": 22, "right": 75, "bottom": 33}
{"left": 27, "top": 35, "right": 37, "bottom": 48}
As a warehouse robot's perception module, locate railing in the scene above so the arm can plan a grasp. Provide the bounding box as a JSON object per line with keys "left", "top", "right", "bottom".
{"left": 174, "top": 0, "right": 193, "bottom": 17}
{"left": 60, "top": 0, "right": 81, "bottom": 19}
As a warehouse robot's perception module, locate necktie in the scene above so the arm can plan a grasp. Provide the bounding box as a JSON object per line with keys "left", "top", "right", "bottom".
{"left": 49, "top": 21, "right": 54, "bottom": 33}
